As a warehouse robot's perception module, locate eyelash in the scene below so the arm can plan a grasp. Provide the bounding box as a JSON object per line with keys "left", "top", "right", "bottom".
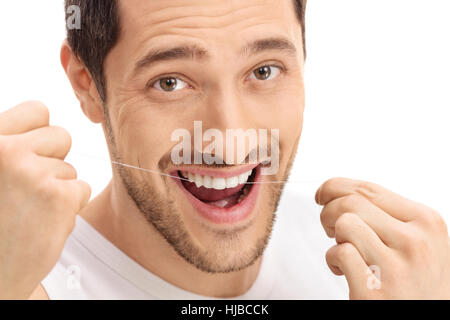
{"left": 147, "top": 63, "right": 286, "bottom": 93}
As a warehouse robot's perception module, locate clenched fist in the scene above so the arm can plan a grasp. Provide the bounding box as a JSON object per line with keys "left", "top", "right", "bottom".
{"left": 0, "top": 101, "right": 91, "bottom": 299}
{"left": 316, "top": 177, "right": 450, "bottom": 299}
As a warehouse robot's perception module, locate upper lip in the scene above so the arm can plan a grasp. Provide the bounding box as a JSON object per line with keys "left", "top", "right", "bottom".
{"left": 169, "top": 163, "right": 259, "bottom": 179}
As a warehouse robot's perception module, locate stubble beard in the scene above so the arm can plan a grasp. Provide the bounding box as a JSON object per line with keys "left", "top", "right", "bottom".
{"left": 103, "top": 111, "right": 298, "bottom": 273}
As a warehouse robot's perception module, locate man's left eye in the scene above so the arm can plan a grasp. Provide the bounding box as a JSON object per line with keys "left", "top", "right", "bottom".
{"left": 248, "top": 65, "right": 282, "bottom": 81}
{"left": 153, "top": 77, "right": 189, "bottom": 92}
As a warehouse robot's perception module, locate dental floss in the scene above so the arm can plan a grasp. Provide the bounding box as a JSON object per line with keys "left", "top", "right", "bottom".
{"left": 71, "top": 151, "right": 323, "bottom": 185}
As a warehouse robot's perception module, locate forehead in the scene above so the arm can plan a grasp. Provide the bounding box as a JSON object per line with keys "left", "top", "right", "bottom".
{"left": 115, "top": 0, "right": 303, "bottom": 61}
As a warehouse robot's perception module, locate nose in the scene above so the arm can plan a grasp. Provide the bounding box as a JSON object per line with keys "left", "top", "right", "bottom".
{"left": 194, "top": 82, "right": 259, "bottom": 166}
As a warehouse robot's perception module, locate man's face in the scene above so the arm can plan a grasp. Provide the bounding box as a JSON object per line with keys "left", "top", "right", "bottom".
{"left": 101, "top": 0, "right": 305, "bottom": 273}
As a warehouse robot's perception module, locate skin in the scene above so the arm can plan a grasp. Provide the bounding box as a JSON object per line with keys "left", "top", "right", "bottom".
{"left": 316, "top": 177, "right": 450, "bottom": 299}
{"left": 0, "top": 0, "right": 448, "bottom": 300}
{"left": 62, "top": 0, "right": 305, "bottom": 297}
{"left": 0, "top": 102, "right": 91, "bottom": 299}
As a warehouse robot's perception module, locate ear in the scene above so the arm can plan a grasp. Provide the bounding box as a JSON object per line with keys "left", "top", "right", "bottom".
{"left": 60, "top": 40, "right": 104, "bottom": 123}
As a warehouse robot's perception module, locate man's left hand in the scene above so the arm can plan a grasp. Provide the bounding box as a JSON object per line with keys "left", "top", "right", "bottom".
{"left": 316, "top": 177, "right": 450, "bottom": 299}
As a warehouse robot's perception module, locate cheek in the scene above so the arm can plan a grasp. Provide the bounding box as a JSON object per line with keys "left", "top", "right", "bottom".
{"left": 263, "top": 88, "right": 304, "bottom": 169}
{"left": 252, "top": 86, "right": 304, "bottom": 138}
{"left": 278, "top": 81, "right": 305, "bottom": 135}
{"left": 281, "top": 94, "right": 304, "bottom": 156}
{"left": 246, "top": 74, "right": 305, "bottom": 127}
{"left": 112, "top": 99, "right": 198, "bottom": 171}
{"left": 111, "top": 101, "right": 174, "bottom": 165}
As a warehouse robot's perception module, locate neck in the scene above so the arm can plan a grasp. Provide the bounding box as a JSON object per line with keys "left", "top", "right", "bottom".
{"left": 79, "top": 179, "right": 262, "bottom": 298}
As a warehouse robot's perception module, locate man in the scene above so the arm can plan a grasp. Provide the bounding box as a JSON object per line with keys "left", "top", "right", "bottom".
{"left": 0, "top": 0, "right": 449, "bottom": 300}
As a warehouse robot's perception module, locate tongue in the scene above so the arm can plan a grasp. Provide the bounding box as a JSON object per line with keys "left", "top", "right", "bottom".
{"left": 181, "top": 179, "right": 245, "bottom": 202}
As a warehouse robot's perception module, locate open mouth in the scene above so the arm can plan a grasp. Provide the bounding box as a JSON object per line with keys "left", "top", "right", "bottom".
{"left": 179, "top": 167, "right": 257, "bottom": 209}
{"left": 171, "top": 164, "right": 261, "bottom": 224}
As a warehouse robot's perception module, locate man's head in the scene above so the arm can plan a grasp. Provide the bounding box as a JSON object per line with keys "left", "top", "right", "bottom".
{"left": 62, "top": 0, "right": 307, "bottom": 273}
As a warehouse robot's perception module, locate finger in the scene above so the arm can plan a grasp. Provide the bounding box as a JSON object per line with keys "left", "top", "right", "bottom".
{"left": 57, "top": 179, "right": 91, "bottom": 213}
{"left": 320, "top": 194, "right": 406, "bottom": 246}
{"left": 37, "top": 156, "right": 77, "bottom": 180}
{"left": 315, "top": 177, "right": 429, "bottom": 222}
{"left": 19, "top": 126, "right": 71, "bottom": 160}
{"left": 0, "top": 101, "right": 49, "bottom": 135}
{"left": 334, "top": 213, "right": 391, "bottom": 265}
{"left": 326, "top": 242, "right": 372, "bottom": 297}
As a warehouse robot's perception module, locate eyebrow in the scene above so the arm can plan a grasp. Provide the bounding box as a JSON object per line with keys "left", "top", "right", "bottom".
{"left": 240, "top": 37, "right": 298, "bottom": 57}
{"left": 133, "top": 37, "right": 297, "bottom": 75}
{"left": 134, "top": 44, "right": 208, "bottom": 73}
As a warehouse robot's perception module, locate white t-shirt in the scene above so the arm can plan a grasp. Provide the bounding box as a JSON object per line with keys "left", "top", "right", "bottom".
{"left": 42, "top": 188, "right": 349, "bottom": 299}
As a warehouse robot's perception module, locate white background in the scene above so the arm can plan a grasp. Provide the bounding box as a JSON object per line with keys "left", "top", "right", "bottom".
{"left": 0, "top": 1, "right": 449, "bottom": 222}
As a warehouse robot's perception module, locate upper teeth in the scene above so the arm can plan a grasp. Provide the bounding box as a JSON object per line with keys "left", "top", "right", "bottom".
{"left": 181, "top": 170, "right": 253, "bottom": 190}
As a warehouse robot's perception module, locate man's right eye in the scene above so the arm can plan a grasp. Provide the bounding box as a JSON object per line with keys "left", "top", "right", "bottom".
{"left": 153, "top": 77, "right": 189, "bottom": 92}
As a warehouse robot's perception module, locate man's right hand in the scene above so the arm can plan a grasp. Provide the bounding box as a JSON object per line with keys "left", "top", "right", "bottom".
{"left": 0, "top": 101, "right": 91, "bottom": 299}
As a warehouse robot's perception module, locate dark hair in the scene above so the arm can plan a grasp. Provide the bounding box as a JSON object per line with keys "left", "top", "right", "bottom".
{"left": 65, "top": 0, "right": 307, "bottom": 102}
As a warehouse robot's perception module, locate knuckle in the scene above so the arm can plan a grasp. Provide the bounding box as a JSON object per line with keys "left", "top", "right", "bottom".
{"left": 65, "top": 180, "right": 91, "bottom": 210}
{"left": 338, "top": 194, "right": 363, "bottom": 212}
{"left": 335, "top": 212, "right": 356, "bottom": 235}
{"left": 66, "top": 162, "right": 78, "bottom": 179}
{"left": 337, "top": 242, "right": 357, "bottom": 261}
{"left": 319, "top": 210, "right": 334, "bottom": 235}
{"left": 0, "top": 137, "right": 21, "bottom": 166}
{"left": 322, "top": 177, "right": 344, "bottom": 191}
{"left": 78, "top": 180, "right": 92, "bottom": 205}
{"left": 324, "top": 227, "right": 335, "bottom": 238}
{"left": 26, "top": 100, "right": 50, "bottom": 124}
{"left": 82, "top": 181, "right": 92, "bottom": 198}
{"left": 325, "top": 246, "right": 337, "bottom": 262}
{"left": 36, "top": 178, "right": 62, "bottom": 206}
{"left": 319, "top": 206, "right": 330, "bottom": 226}
{"left": 420, "top": 208, "right": 447, "bottom": 231}
{"left": 317, "top": 177, "right": 345, "bottom": 204}
{"left": 51, "top": 126, "right": 72, "bottom": 145}
{"left": 396, "top": 226, "right": 415, "bottom": 245}
{"left": 354, "top": 180, "right": 379, "bottom": 201}
{"left": 400, "top": 227, "right": 431, "bottom": 258}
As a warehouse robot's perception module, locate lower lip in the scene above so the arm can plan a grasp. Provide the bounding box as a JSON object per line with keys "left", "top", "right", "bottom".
{"left": 172, "top": 166, "right": 262, "bottom": 224}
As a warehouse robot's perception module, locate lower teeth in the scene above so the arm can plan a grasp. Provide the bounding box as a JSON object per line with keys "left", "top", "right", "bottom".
{"left": 205, "top": 184, "right": 251, "bottom": 208}
{"left": 237, "top": 185, "right": 251, "bottom": 203}
{"left": 212, "top": 199, "right": 230, "bottom": 208}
